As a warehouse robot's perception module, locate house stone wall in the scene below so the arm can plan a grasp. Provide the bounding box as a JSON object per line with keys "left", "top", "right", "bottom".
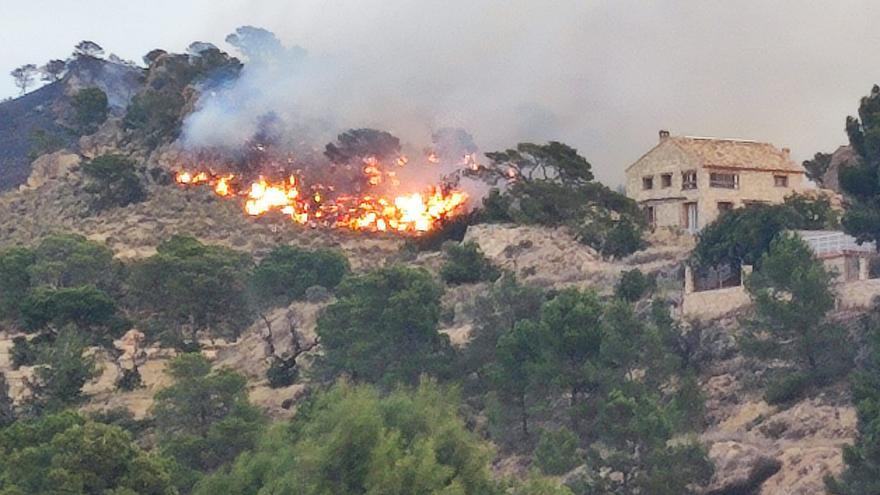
{"left": 626, "top": 140, "right": 805, "bottom": 231}
{"left": 626, "top": 140, "right": 701, "bottom": 229}
{"left": 697, "top": 167, "right": 805, "bottom": 225}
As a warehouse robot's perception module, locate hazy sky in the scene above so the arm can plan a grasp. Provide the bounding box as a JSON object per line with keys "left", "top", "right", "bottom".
{"left": 2, "top": 0, "right": 880, "bottom": 184}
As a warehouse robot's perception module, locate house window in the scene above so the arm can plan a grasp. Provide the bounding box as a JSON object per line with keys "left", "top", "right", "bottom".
{"left": 682, "top": 170, "right": 697, "bottom": 190}
{"left": 683, "top": 202, "right": 698, "bottom": 233}
{"left": 644, "top": 206, "right": 656, "bottom": 227}
{"left": 717, "top": 201, "right": 734, "bottom": 214}
{"left": 774, "top": 175, "right": 788, "bottom": 187}
{"left": 642, "top": 176, "right": 654, "bottom": 190}
{"left": 710, "top": 172, "right": 739, "bottom": 189}
{"left": 661, "top": 173, "right": 672, "bottom": 188}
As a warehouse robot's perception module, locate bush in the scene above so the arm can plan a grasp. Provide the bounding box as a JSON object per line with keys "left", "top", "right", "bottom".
{"left": 129, "top": 235, "right": 253, "bottom": 342}
{"left": 115, "top": 367, "right": 143, "bottom": 391}
{"left": 533, "top": 427, "right": 581, "bottom": 475}
{"left": 124, "top": 89, "right": 186, "bottom": 148}
{"left": 26, "top": 328, "right": 98, "bottom": 413}
{"left": 10, "top": 336, "right": 37, "bottom": 368}
{"left": 479, "top": 188, "right": 513, "bottom": 223}
{"left": 615, "top": 269, "right": 656, "bottom": 302}
{"left": 441, "top": 241, "right": 500, "bottom": 285}
{"left": 266, "top": 357, "right": 297, "bottom": 388}
{"left": 407, "top": 212, "right": 475, "bottom": 251}
{"left": 28, "top": 129, "right": 67, "bottom": 160}
{"left": 0, "top": 247, "right": 35, "bottom": 321}
{"left": 71, "top": 87, "right": 108, "bottom": 134}
{"left": 82, "top": 154, "right": 148, "bottom": 211}
{"left": 765, "top": 371, "right": 813, "bottom": 405}
{"left": 600, "top": 219, "right": 646, "bottom": 258}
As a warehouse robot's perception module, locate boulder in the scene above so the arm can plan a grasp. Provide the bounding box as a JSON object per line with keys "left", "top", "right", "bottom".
{"left": 26, "top": 151, "right": 81, "bottom": 189}
{"left": 703, "top": 441, "right": 781, "bottom": 494}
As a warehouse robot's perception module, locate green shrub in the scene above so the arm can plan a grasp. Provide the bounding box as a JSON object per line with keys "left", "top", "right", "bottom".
{"left": 115, "top": 367, "right": 143, "bottom": 391}
{"left": 614, "top": 269, "right": 656, "bottom": 302}
{"left": 10, "top": 336, "right": 37, "bottom": 368}
{"left": 0, "top": 247, "right": 35, "bottom": 321}
{"left": 479, "top": 188, "right": 513, "bottom": 223}
{"left": 82, "top": 154, "right": 148, "bottom": 211}
{"left": 123, "top": 88, "right": 185, "bottom": 147}
{"left": 533, "top": 427, "right": 581, "bottom": 475}
{"left": 315, "top": 265, "right": 451, "bottom": 387}
{"left": 71, "top": 87, "right": 108, "bottom": 134}
{"left": 407, "top": 212, "right": 475, "bottom": 251}
{"left": 266, "top": 357, "right": 297, "bottom": 388}
{"left": 28, "top": 129, "right": 67, "bottom": 160}
{"left": 600, "top": 219, "right": 646, "bottom": 258}
{"left": 765, "top": 371, "right": 813, "bottom": 405}
{"left": 441, "top": 241, "right": 500, "bottom": 285}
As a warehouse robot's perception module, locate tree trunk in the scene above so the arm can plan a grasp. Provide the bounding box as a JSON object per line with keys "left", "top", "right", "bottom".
{"left": 259, "top": 312, "right": 277, "bottom": 358}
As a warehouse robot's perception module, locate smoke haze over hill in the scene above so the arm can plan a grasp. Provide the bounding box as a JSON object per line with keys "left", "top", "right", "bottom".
{"left": 3, "top": 0, "right": 880, "bottom": 184}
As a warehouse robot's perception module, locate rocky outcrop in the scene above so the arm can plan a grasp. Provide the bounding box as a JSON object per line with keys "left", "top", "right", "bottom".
{"left": 464, "top": 224, "right": 690, "bottom": 293}
{"left": 25, "top": 150, "right": 81, "bottom": 189}
{"left": 821, "top": 145, "right": 858, "bottom": 192}
{"left": 62, "top": 56, "right": 144, "bottom": 114}
{"left": 704, "top": 441, "right": 782, "bottom": 495}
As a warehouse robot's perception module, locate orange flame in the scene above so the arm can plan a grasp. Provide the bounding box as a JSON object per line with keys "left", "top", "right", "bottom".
{"left": 173, "top": 159, "right": 467, "bottom": 234}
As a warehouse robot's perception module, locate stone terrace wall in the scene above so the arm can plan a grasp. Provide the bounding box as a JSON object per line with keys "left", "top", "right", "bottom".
{"left": 836, "top": 279, "right": 880, "bottom": 310}
{"left": 682, "top": 285, "right": 751, "bottom": 320}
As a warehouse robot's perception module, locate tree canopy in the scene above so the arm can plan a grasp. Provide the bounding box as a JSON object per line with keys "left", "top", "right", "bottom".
{"left": 469, "top": 142, "right": 645, "bottom": 258}
{"left": 314, "top": 265, "right": 452, "bottom": 387}
{"left": 129, "top": 235, "right": 253, "bottom": 342}
{"left": 0, "top": 411, "right": 176, "bottom": 495}
{"left": 827, "top": 303, "right": 880, "bottom": 494}
{"left": 840, "top": 85, "right": 880, "bottom": 247}
{"left": 248, "top": 245, "right": 349, "bottom": 309}
{"left": 743, "top": 233, "right": 851, "bottom": 404}
{"left": 152, "top": 353, "right": 263, "bottom": 491}
{"left": 71, "top": 87, "right": 109, "bottom": 135}
{"left": 193, "top": 380, "right": 501, "bottom": 495}
{"left": 692, "top": 194, "right": 839, "bottom": 270}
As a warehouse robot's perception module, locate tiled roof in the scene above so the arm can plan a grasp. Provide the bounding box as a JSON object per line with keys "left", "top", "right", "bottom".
{"left": 669, "top": 136, "right": 805, "bottom": 173}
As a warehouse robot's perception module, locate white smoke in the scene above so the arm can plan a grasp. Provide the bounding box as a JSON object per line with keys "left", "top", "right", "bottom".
{"left": 176, "top": 0, "right": 880, "bottom": 186}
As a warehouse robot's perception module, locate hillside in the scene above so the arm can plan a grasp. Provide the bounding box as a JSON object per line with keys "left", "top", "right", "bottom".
{"left": 0, "top": 168, "right": 867, "bottom": 494}
{"left": 0, "top": 56, "right": 143, "bottom": 191}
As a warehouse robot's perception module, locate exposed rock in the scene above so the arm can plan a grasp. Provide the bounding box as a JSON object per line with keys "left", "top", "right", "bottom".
{"left": 62, "top": 56, "right": 144, "bottom": 113}
{"left": 78, "top": 118, "right": 128, "bottom": 159}
{"left": 113, "top": 329, "right": 146, "bottom": 370}
{"left": 821, "top": 145, "right": 857, "bottom": 192}
{"left": 464, "top": 223, "right": 690, "bottom": 293}
{"left": 703, "top": 441, "right": 781, "bottom": 495}
{"left": 26, "top": 150, "right": 81, "bottom": 189}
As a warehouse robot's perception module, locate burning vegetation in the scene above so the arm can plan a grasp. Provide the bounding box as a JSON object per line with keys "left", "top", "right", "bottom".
{"left": 174, "top": 128, "right": 472, "bottom": 233}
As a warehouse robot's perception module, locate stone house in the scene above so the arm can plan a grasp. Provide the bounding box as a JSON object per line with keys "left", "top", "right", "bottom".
{"left": 625, "top": 131, "right": 807, "bottom": 233}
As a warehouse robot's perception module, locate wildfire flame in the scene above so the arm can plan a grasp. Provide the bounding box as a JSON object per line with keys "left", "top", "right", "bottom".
{"left": 174, "top": 156, "right": 468, "bottom": 233}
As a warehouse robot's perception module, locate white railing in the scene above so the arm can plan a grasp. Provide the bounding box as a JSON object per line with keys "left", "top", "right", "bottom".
{"left": 797, "top": 231, "right": 875, "bottom": 256}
